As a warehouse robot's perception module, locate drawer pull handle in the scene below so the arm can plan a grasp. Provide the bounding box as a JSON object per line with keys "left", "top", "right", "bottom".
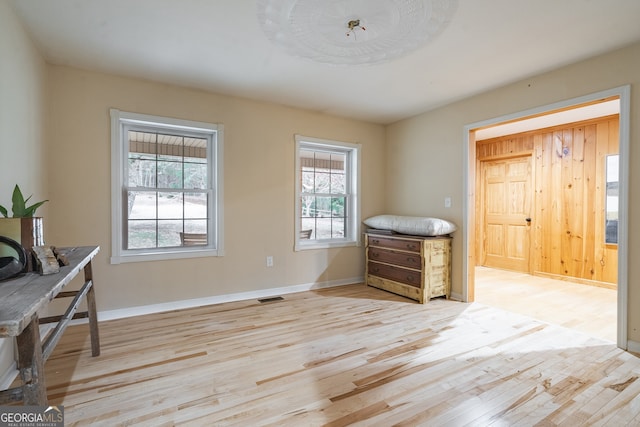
{"left": 406, "top": 276, "right": 414, "bottom": 281}
{"left": 406, "top": 244, "right": 416, "bottom": 250}
{"left": 372, "top": 239, "right": 380, "bottom": 244}
{"left": 407, "top": 257, "right": 416, "bottom": 263}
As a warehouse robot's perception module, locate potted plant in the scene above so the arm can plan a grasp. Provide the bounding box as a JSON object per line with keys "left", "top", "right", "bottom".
{"left": 0, "top": 185, "right": 48, "bottom": 271}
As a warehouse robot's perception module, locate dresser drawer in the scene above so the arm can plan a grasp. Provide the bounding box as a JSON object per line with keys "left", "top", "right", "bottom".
{"left": 365, "top": 233, "right": 452, "bottom": 303}
{"left": 367, "top": 247, "right": 422, "bottom": 269}
{"left": 367, "top": 235, "right": 421, "bottom": 253}
{"left": 367, "top": 261, "right": 421, "bottom": 287}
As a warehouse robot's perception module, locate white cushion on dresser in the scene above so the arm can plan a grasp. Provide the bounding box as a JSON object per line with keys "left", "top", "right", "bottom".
{"left": 363, "top": 215, "right": 457, "bottom": 236}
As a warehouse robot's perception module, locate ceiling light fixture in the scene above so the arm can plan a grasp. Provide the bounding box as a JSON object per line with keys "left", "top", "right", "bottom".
{"left": 257, "top": 0, "right": 458, "bottom": 66}
{"left": 346, "top": 19, "right": 366, "bottom": 39}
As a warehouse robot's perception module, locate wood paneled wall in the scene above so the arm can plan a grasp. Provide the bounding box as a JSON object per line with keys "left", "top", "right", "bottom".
{"left": 477, "top": 115, "right": 619, "bottom": 286}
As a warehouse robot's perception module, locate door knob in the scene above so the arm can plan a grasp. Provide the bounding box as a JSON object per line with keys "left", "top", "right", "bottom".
{"left": 525, "top": 217, "right": 532, "bottom": 223}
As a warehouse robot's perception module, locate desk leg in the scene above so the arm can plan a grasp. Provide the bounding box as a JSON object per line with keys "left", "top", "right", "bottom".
{"left": 16, "top": 316, "right": 48, "bottom": 405}
{"left": 84, "top": 261, "right": 101, "bottom": 357}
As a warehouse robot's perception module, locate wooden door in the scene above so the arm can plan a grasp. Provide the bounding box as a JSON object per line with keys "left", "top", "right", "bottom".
{"left": 481, "top": 156, "right": 532, "bottom": 272}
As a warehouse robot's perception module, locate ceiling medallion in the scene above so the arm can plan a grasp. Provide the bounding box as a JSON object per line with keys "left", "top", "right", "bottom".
{"left": 257, "top": 0, "right": 458, "bottom": 66}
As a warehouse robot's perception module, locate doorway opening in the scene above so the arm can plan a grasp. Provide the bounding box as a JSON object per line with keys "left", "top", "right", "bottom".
{"left": 474, "top": 267, "right": 617, "bottom": 342}
{"left": 463, "top": 86, "right": 630, "bottom": 350}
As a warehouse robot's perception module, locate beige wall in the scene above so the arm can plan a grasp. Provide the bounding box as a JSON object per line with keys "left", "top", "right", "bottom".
{"left": 46, "top": 66, "right": 386, "bottom": 312}
{"left": 3, "top": 0, "right": 640, "bottom": 380}
{"left": 0, "top": 2, "right": 47, "bottom": 207}
{"left": 386, "top": 41, "right": 640, "bottom": 343}
{"left": 0, "top": 0, "right": 48, "bottom": 382}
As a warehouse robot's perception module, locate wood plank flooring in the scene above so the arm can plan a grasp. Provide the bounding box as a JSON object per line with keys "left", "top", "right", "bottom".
{"left": 475, "top": 267, "right": 617, "bottom": 343}
{"left": 37, "top": 284, "right": 640, "bottom": 426}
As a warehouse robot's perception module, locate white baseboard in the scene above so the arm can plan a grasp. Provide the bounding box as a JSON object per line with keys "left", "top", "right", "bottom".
{"left": 449, "top": 292, "right": 463, "bottom": 302}
{"left": 0, "top": 324, "right": 56, "bottom": 390}
{"left": 0, "top": 360, "right": 17, "bottom": 390}
{"left": 98, "top": 276, "right": 363, "bottom": 322}
{"left": 627, "top": 340, "right": 640, "bottom": 354}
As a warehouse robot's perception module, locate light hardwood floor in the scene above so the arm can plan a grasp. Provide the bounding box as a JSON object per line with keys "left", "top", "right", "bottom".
{"left": 30, "top": 283, "right": 640, "bottom": 426}
{"left": 475, "top": 267, "right": 618, "bottom": 343}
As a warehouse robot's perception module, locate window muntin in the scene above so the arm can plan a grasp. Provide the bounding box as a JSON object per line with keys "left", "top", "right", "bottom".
{"left": 125, "top": 130, "right": 209, "bottom": 250}
{"left": 295, "top": 136, "right": 360, "bottom": 250}
{"left": 300, "top": 150, "right": 347, "bottom": 239}
{"left": 111, "top": 110, "right": 223, "bottom": 263}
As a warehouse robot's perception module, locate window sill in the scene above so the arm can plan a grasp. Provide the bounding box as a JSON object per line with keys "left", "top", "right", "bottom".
{"left": 111, "top": 248, "right": 223, "bottom": 264}
{"left": 295, "top": 240, "right": 359, "bottom": 251}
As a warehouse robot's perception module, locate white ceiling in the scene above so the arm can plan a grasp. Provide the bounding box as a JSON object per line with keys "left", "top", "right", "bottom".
{"left": 9, "top": 0, "right": 640, "bottom": 125}
{"left": 476, "top": 99, "right": 620, "bottom": 140}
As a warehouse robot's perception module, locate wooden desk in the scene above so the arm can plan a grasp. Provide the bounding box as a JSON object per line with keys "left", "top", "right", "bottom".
{"left": 0, "top": 246, "right": 100, "bottom": 405}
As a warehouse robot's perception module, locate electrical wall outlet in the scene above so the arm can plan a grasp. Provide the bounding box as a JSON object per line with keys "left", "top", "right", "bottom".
{"left": 266, "top": 256, "right": 274, "bottom": 267}
{"left": 444, "top": 197, "right": 452, "bottom": 208}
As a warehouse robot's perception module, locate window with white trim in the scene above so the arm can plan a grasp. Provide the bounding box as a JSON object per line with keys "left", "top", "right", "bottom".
{"left": 295, "top": 135, "right": 360, "bottom": 250}
{"left": 110, "top": 110, "right": 223, "bottom": 263}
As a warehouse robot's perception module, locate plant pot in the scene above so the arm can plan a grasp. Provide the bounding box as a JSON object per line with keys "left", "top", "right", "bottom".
{"left": 0, "top": 217, "right": 44, "bottom": 272}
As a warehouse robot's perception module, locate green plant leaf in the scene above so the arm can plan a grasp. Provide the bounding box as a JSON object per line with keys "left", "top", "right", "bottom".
{"left": 0, "top": 205, "right": 7, "bottom": 218}
{"left": 6, "top": 184, "right": 48, "bottom": 217}
{"left": 23, "top": 200, "right": 48, "bottom": 217}
{"left": 11, "top": 185, "right": 26, "bottom": 217}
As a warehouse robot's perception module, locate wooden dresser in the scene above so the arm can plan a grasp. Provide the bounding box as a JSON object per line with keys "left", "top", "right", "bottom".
{"left": 365, "top": 233, "right": 452, "bottom": 303}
